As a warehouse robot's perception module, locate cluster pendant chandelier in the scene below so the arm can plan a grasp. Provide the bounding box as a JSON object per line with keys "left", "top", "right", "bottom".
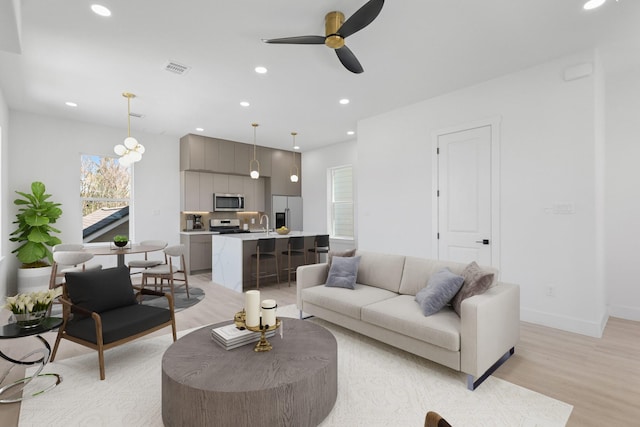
{"left": 290, "top": 132, "right": 299, "bottom": 183}
{"left": 114, "top": 92, "right": 145, "bottom": 166}
{"left": 249, "top": 123, "right": 260, "bottom": 179}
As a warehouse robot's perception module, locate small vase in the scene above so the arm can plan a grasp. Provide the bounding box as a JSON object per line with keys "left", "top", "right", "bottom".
{"left": 114, "top": 240, "right": 128, "bottom": 248}
{"left": 14, "top": 309, "right": 48, "bottom": 328}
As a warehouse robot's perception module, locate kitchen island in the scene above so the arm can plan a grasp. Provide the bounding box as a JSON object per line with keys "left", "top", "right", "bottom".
{"left": 212, "top": 231, "right": 320, "bottom": 292}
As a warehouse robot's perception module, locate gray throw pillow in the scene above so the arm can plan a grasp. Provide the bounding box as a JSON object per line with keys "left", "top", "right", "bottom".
{"left": 451, "top": 261, "right": 494, "bottom": 317}
{"left": 325, "top": 256, "right": 361, "bottom": 289}
{"left": 414, "top": 268, "right": 465, "bottom": 316}
{"left": 327, "top": 249, "right": 357, "bottom": 268}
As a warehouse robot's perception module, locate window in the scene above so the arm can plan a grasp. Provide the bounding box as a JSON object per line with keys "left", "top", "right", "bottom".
{"left": 80, "top": 154, "right": 131, "bottom": 243}
{"left": 329, "top": 165, "right": 354, "bottom": 239}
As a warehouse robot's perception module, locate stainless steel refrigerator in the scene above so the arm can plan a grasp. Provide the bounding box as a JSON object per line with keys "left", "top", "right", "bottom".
{"left": 272, "top": 195, "right": 303, "bottom": 231}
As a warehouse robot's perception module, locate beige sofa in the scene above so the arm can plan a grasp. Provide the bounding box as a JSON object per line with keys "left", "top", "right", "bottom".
{"left": 296, "top": 251, "right": 520, "bottom": 390}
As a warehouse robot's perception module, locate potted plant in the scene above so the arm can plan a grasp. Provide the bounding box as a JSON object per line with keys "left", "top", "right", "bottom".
{"left": 9, "top": 181, "right": 63, "bottom": 292}
{"left": 113, "top": 235, "right": 129, "bottom": 247}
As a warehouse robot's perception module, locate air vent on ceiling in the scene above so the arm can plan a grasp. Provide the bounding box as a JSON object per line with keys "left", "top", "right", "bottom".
{"left": 129, "top": 112, "right": 145, "bottom": 119}
{"left": 164, "top": 61, "right": 190, "bottom": 75}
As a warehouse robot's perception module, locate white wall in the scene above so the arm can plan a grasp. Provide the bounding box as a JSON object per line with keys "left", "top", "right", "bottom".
{"left": 5, "top": 111, "right": 180, "bottom": 293}
{"left": 0, "top": 87, "right": 9, "bottom": 298}
{"left": 302, "top": 139, "right": 357, "bottom": 251}
{"left": 603, "top": 43, "right": 640, "bottom": 321}
{"left": 355, "top": 50, "right": 606, "bottom": 336}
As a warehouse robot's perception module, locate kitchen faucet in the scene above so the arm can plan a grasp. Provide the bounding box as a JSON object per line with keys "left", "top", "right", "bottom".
{"left": 260, "top": 214, "right": 269, "bottom": 235}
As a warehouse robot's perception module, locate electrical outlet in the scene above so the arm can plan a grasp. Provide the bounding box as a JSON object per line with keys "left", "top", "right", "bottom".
{"left": 546, "top": 286, "right": 555, "bottom": 297}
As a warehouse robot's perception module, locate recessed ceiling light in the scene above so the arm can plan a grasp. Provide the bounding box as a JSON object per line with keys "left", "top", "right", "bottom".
{"left": 293, "top": 145, "right": 300, "bottom": 150}
{"left": 254, "top": 66, "right": 268, "bottom": 74}
{"left": 91, "top": 4, "right": 112, "bottom": 17}
{"left": 583, "top": 0, "right": 608, "bottom": 10}
{"left": 196, "top": 127, "right": 204, "bottom": 132}
{"left": 347, "top": 131, "right": 355, "bottom": 135}
{"left": 339, "top": 98, "right": 350, "bottom": 105}
{"left": 65, "top": 101, "right": 78, "bottom": 107}
{"left": 240, "top": 101, "right": 250, "bottom": 107}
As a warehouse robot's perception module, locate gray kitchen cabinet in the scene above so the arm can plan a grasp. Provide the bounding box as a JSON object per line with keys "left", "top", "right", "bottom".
{"left": 181, "top": 234, "right": 212, "bottom": 274}
{"left": 257, "top": 146, "right": 273, "bottom": 177}
{"left": 204, "top": 138, "right": 219, "bottom": 171}
{"left": 217, "top": 140, "right": 235, "bottom": 173}
{"left": 181, "top": 171, "right": 200, "bottom": 211}
{"left": 199, "top": 173, "right": 214, "bottom": 212}
{"left": 270, "top": 149, "right": 301, "bottom": 196}
{"left": 180, "top": 134, "right": 205, "bottom": 171}
{"left": 213, "top": 174, "right": 229, "bottom": 194}
{"left": 243, "top": 177, "right": 266, "bottom": 212}
{"left": 234, "top": 143, "right": 251, "bottom": 175}
{"left": 228, "top": 175, "right": 244, "bottom": 194}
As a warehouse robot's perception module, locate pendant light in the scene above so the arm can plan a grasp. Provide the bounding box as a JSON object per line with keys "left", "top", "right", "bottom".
{"left": 290, "top": 132, "right": 299, "bottom": 183}
{"left": 249, "top": 123, "right": 260, "bottom": 179}
{"left": 114, "top": 92, "right": 145, "bottom": 166}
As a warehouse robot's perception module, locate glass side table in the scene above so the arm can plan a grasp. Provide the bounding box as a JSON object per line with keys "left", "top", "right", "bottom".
{"left": 0, "top": 317, "right": 63, "bottom": 403}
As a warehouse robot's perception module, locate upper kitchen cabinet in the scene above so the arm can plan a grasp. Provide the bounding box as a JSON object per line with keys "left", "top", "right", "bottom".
{"left": 234, "top": 143, "right": 250, "bottom": 175}
{"left": 180, "top": 134, "right": 218, "bottom": 171}
{"left": 270, "top": 149, "right": 301, "bottom": 196}
{"left": 257, "top": 146, "right": 272, "bottom": 177}
{"left": 243, "top": 177, "right": 266, "bottom": 212}
{"left": 217, "top": 139, "right": 236, "bottom": 174}
{"left": 181, "top": 171, "right": 214, "bottom": 212}
{"left": 180, "top": 134, "right": 205, "bottom": 171}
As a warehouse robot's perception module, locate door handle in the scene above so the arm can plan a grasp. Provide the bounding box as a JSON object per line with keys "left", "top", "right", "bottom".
{"left": 475, "top": 239, "right": 490, "bottom": 245}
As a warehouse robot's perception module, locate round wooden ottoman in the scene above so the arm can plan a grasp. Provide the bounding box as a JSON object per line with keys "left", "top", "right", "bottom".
{"left": 162, "top": 318, "right": 337, "bottom": 427}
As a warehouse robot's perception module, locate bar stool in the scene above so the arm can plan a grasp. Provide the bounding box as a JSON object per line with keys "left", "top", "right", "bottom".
{"left": 250, "top": 238, "right": 279, "bottom": 289}
{"left": 281, "top": 236, "right": 306, "bottom": 287}
{"left": 307, "top": 234, "right": 330, "bottom": 264}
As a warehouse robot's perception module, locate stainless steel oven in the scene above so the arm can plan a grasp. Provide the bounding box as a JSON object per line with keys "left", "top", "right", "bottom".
{"left": 214, "top": 193, "right": 245, "bottom": 212}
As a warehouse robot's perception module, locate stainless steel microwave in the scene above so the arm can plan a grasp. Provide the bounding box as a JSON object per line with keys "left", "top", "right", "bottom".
{"left": 214, "top": 193, "right": 245, "bottom": 212}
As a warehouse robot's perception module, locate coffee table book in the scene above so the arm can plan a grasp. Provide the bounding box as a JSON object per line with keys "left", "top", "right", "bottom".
{"left": 210, "top": 324, "right": 275, "bottom": 350}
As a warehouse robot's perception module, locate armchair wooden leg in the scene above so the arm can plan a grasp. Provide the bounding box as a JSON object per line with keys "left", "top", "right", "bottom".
{"left": 50, "top": 331, "right": 63, "bottom": 362}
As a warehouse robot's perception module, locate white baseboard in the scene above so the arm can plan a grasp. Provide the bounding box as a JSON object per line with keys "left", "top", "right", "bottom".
{"left": 608, "top": 304, "right": 640, "bottom": 322}
{"left": 520, "top": 307, "right": 607, "bottom": 338}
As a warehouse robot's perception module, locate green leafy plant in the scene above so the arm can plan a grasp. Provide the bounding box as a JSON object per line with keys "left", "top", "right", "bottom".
{"left": 9, "top": 181, "right": 63, "bottom": 267}
{"left": 113, "top": 235, "right": 128, "bottom": 242}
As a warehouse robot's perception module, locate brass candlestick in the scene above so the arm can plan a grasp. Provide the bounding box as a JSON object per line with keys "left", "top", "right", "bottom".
{"left": 234, "top": 309, "right": 281, "bottom": 352}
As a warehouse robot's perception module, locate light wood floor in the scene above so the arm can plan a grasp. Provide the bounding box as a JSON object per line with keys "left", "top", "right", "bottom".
{"left": 2, "top": 273, "right": 639, "bottom": 426}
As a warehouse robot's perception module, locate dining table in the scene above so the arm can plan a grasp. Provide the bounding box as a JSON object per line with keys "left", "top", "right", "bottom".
{"left": 85, "top": 242, "right": 166, "bottom": 268}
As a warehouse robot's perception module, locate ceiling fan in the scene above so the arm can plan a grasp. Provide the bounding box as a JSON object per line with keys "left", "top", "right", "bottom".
{"left": 262, "top": 0, "right": 384, "bottom": 74}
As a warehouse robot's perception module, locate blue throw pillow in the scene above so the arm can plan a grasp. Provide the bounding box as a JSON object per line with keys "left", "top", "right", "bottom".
{"left": 325, "top": 256, "right": 361, "bottom": 289}
{"left": 414, "top": 267, "right": 465, "bottom": 316}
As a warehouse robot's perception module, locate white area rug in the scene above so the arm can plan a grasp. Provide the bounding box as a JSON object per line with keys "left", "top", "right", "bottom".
{"left": 20, "top": 305, "right": 572, "bottom": 427}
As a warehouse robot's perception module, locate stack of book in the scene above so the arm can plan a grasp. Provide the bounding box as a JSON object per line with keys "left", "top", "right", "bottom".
{"left": 211, "top": 323, "right": 275, "bottom": 350}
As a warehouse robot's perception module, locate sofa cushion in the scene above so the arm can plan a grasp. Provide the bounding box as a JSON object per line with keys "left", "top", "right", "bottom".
{"left": 399, "top": 256, "right": 499, "bottom": 296}
{"left": 415, "top": 268, "right": 465, "bottom": 316}
{"left": 362, "top": 295, "right": 461, "bottom": 352}
{"left": 65, "top": 266, "right": 137, "bottom": 314}
{"left": 325, "top": 256, "right": 361, "bottom": 289}
{"left": 302, "top": 284, "right": 398, "bottom": 320}
{"left": 356, "top": 251, "right": 406, "bottom": 293}
{"left": 327, "top": 249, "right": 357, "bottom": 267}
{"left": 451, "top": 261, "right": 495, "bottom": 316}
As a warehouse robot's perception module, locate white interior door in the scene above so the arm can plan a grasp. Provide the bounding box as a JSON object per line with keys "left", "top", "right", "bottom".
{"left": 437, "top": 125, "right": 492, "bottom": 265}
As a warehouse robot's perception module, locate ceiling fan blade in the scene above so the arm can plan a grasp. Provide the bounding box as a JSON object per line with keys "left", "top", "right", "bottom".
{"left": 262, "top": 35, "right": 325, "bottom": 45}
{"left": 338, "top": 0, "right": 384, "bottom": 38}
{"left": 335, "top": 46, "right": 364, "bottom": 74}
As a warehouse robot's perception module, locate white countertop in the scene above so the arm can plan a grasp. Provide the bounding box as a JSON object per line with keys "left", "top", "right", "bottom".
{"left": 212, "top": 231, "right": 318, "bottom": 240}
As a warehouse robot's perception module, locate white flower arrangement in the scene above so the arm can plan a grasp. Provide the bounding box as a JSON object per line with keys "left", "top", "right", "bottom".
{"left": 4, "top": 288, "right": 61, "bottom": 314}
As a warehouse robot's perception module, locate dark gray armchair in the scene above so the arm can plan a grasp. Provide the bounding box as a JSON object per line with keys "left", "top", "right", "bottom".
{"left": 50, "top": 266, "right": 177, "bottom": 380}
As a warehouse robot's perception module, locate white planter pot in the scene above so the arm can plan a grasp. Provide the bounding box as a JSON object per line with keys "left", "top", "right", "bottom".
{"left": 17, "top": 266, "right": 52, "bottom": 294}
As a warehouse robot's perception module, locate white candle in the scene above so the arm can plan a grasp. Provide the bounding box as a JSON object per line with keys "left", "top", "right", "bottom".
{"left": 245, "top": 290, "right": 261, "bottom": 327}
{"left": 261, "top": 299, "right": 277, "bottom": 328}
